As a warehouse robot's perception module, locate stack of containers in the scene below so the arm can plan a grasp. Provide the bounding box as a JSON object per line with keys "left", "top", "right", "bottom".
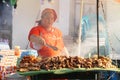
{"left": 0, "top": 50, "right": 17, "bottom": 80}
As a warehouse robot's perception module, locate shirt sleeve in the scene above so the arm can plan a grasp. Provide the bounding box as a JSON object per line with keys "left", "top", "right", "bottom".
{"left": 28, "top": 26, "right": 40, "bottom": 41}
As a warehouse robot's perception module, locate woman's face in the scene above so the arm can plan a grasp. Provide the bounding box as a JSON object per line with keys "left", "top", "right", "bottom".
{"left": 41, "top": 12, "right": 55, "bottom": 28}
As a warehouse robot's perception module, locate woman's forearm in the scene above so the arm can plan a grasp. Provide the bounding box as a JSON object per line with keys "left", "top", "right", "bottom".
{"left": 30, "top": 35, "right": 39, "bottom": 43}
{"left": 30, "top": 34, "right": 45, "bottom": 45}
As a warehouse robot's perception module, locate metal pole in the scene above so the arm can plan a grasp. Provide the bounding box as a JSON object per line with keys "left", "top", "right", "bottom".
{"left": 97, "top": 0, "right": 100, "bottom": 58}
{"left": 78, "top": 0, "right": 84, "bottom": 56}
{"left": 97, "top": 0, "right": 100, "bottom": 80}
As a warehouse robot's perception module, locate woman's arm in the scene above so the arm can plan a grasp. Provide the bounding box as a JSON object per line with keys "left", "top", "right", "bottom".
{"left": 30, "top": 34, "right": 45, "bottom": 44}
{"left": 29, "top": 34, "right": 45, "bottom": 50}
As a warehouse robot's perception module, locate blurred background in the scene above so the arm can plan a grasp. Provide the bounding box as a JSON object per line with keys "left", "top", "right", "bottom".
{"left": 0, "top": 0, "right": 120, "bottom": 59}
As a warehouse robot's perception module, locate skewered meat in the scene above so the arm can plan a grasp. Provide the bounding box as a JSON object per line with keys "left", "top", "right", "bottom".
{"left": 17, "top": 55, "right": 117, "bottom": 72}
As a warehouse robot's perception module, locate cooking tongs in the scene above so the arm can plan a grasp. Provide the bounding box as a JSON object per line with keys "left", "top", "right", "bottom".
{"left": 45, "top": 44, "right": 58, "bottom": 51}
{"left": 39, "top": 33, "right": 58, "bottom": 51}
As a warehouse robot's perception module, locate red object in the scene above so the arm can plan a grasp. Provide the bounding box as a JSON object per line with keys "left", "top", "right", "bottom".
{"left": 0, "top": 66, "right": 16, "bottom": 80}
{"left": 114, "top": 0, "right": 120, "bottom": 3}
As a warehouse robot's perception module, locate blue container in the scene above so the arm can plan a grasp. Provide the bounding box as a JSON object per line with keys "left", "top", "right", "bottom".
{"left": 20, "top": 50, "right": 38, "bottom": 59}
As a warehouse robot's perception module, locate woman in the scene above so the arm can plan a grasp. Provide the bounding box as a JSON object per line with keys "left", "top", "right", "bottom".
{"left": 28, "top": 8, "right": 69, "bottom": 58}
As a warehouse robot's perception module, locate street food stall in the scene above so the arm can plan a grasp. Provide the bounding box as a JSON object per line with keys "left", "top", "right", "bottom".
{"left": 0, "top": 0, "right": 120, "bottom": 80}
{"left": 17, "top": 0, "right": 120, "bottom": 80}
{"left": 17, "top": 55, "right": 119, "bottom": 80}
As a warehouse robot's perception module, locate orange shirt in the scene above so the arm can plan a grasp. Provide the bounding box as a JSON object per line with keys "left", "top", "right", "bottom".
{"left": 28, "top": 25, "right": 64, "bottom": 58}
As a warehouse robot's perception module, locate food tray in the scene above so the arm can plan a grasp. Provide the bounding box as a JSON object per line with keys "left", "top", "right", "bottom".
{"left": 17, "top": 69, "right": 55, "bottom": 76}
{"left": 17, "top": 68, "right": 120, "bottom": 76}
